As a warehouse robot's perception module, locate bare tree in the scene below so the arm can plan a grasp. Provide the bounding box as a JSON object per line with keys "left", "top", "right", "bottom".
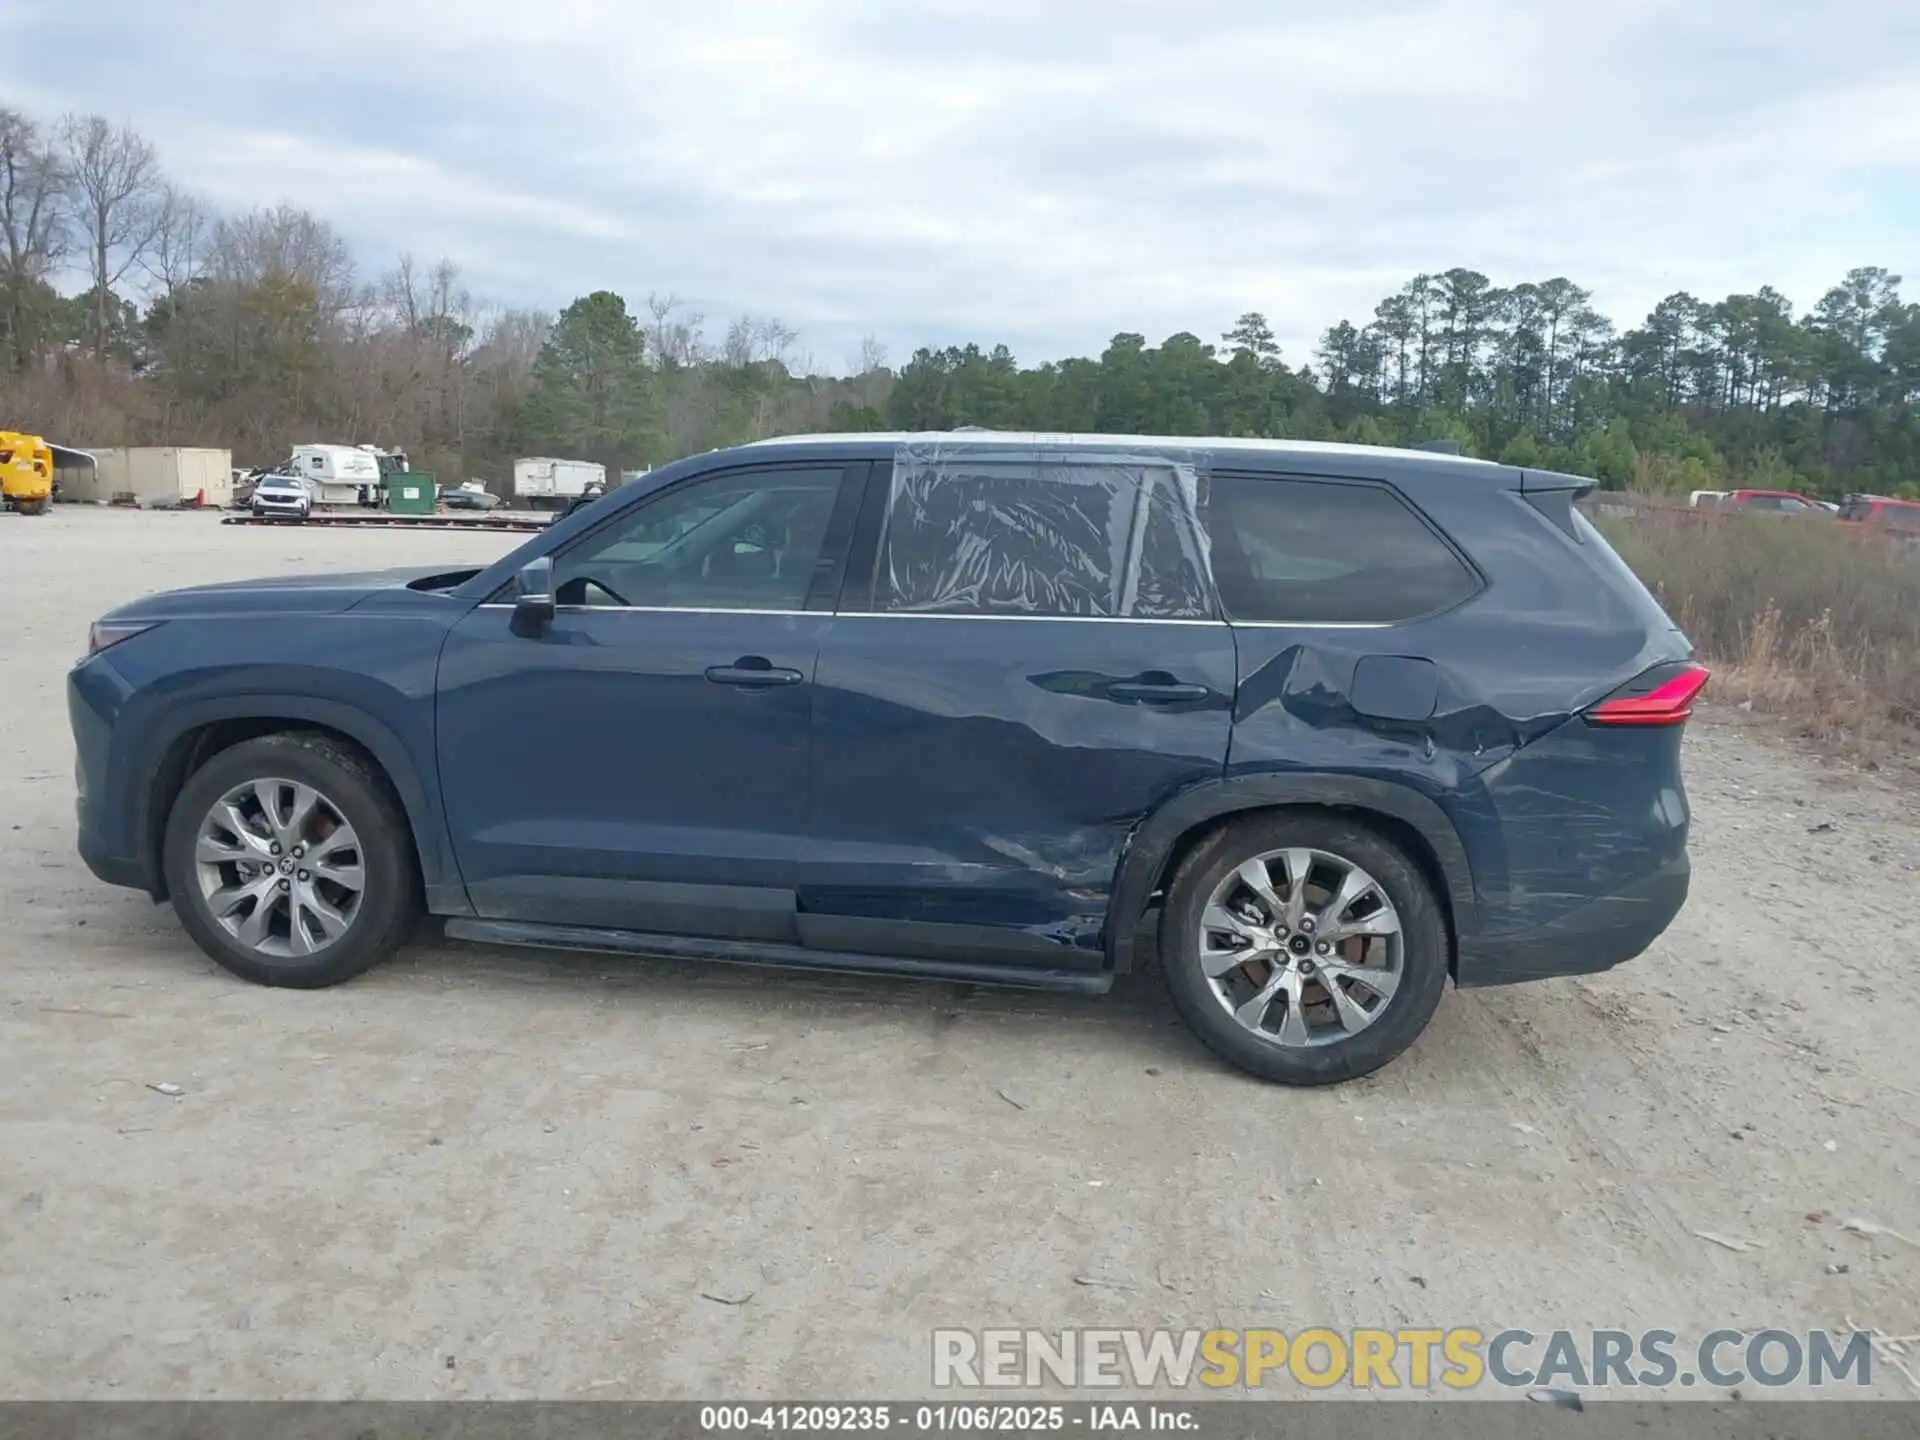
{"left": 208, "top": 203, "right": 356, "bottom": 307}
{"left": 138, "top": 186, "right": 211, "bottom": 298}
{"left": 0, "top": 108, "right": 71, "bottom": 369}
{"left": 855, "top": 333, "right": 888, "bottom": 375}
{"left": 385, "top": 254, "right": 471, "bottom": 348}
{"left": 372, "top": 253, "right": 478, "bottom": 454}
{"left": 644, "top": 291, "right": 705, "bottom": 368}
{"left": 382, "top": 253, "right": 448, "bottom": 335}
{"left": 60, "top": 114, "right": 165, "bottom": 360}
{"left": 721, "top": 313, "right": 799, "bottom": 370}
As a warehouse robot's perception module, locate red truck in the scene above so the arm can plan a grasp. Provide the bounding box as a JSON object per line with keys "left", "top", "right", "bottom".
{"left": 1838, "top": 494, "right": 1920, "bottom": 531}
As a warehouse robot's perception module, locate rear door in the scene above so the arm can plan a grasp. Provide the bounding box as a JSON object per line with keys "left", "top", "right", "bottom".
{"left": 435, "top": 459, "right": 866, "bottom": 937}
{"left": 800, "top": 446, "right": 1237, "bottom": 972}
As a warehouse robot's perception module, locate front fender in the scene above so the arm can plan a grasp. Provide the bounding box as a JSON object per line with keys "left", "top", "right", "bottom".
{"left": 1105, "top": 773, "right": 1479, "bottom": 973}
{"left": 129, "top": 692, "right": 469, "bottom": 916}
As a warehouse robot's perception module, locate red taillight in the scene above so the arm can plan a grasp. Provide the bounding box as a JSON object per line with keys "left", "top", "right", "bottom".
{"left": 1587, "top": 664, "right": 1710, "bottom": 727}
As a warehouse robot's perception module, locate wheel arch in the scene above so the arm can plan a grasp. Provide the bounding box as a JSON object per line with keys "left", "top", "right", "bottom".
{"left": 1106, "top": 774, "right": 1478, "bottom": 974}
{"left": 137, "top": 696, "right": 466, "bottom": 913}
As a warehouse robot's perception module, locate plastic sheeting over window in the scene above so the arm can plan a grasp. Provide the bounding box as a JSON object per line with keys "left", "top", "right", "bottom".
{"left": 877, "top": 442, "right": 1213, "bottom": 618}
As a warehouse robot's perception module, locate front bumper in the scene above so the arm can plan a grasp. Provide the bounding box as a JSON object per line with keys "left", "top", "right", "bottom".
{"left": 78, "top": 825, "right": 148, "bottom": 891}
{"left": 1454, "top": 854, "right": 1690, "bottom": 987}
{"left": 70, "top": 659, "right": 159, "bottom": 897}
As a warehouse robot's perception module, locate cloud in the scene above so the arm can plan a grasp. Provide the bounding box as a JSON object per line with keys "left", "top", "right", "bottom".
{"left": 7, "top": 0, "right": 1918, "bottom": 369}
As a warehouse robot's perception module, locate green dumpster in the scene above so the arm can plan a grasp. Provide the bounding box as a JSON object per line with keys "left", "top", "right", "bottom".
{"left": 383, "top": 471, "right": 437, "bottom": 515}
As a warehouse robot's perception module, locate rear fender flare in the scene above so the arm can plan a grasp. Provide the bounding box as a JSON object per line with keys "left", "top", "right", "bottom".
{"left": 136, "top": 694, "right": 470, "bottom": 915}
{"left": 1106, "top": 774, "right": 1478, "bottom": 972}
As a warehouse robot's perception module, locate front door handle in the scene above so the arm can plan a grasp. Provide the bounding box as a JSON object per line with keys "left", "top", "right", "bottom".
{"left": 705, "top": 657, "right": 804, "bottom": 688}
{"left": 1107, "top": 680, "right": 1212, "bottom": 704}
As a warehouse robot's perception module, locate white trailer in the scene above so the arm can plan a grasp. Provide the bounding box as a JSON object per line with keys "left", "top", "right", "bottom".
{"left": 290, "top": 444, "right": 384, "bottom": 505}
{"left": 69, "top": 447, "right": 235, "bottom": 507}
{"left": 514, "top": 457, "right": 606, "bottom": 508}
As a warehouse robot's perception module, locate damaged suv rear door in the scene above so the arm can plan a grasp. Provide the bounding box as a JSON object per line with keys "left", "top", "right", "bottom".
{"left": 798, "top": 442, "right": 1238, "bottom": 976}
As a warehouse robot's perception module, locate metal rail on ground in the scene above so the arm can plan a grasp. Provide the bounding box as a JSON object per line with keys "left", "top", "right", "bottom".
{"left": 221, "top": 510, "right": 551, "bottom": 533}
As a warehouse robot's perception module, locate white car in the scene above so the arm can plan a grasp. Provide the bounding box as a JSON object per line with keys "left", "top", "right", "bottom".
{"left": 250, "top": 474, "right": 314, "bottom": 521}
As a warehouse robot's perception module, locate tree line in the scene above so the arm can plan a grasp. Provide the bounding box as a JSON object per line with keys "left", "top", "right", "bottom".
{"left": 886, "top": 271, "right": 1920, "bottom": 497}
{"left": 3, "top": 103, "right": 1915, "bottom": 497}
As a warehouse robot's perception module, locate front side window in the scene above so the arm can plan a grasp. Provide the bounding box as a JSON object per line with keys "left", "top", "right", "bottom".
{"left": 1205, "top": 475, "right": 1478, "bottom": 624}
{"left": 554, "top": 466, "right": 843, "bottom": 611}
{"left": 874, "top": 456, "right": 1211, "bottom": 618}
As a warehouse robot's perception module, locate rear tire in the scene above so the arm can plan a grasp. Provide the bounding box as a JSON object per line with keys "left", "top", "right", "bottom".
{"left": 163, "top": 733, "right": 420, "bottom": 988}
{"left": 16, "top": 495, "right": 49, "bottom": 515}
{"left": 1159, "top": 813, "right": 1448, "bottom": 1085}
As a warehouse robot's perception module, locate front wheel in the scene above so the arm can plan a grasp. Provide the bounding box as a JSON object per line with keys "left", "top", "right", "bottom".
{"left": 163, "top": 733, "right": 419, "bottom": 987}
{"left": 1159, "top": 813, "right": 1449, "bottom": 1085}
{"left": 15, "top": 495, "right": 49, "bottom": 515}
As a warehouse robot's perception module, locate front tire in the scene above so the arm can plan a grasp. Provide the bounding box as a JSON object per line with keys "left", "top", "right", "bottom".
{"left": 163, "top": 733, "right": 419, "bottom": 987}
{"left": 16, "top": 495, "right": 49, "bottom": 515}
{"left": 1159, "top": 813, "right": 1448, "bottom": 1085}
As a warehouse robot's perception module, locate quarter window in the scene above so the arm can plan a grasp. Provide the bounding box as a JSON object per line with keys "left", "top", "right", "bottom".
{"left": 553, "top": 466, "right": 843, "bottom": 611}
{"left": 1205, "top": 476, "right": 1477, "bottom": 624}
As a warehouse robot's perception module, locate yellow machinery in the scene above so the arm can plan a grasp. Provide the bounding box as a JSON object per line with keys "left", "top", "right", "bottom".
{"left": 1, "top": 430, "right": 56, "bottom": 515}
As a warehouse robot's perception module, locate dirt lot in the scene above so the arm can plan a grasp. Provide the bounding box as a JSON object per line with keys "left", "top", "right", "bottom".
{"left": 2, "top": 509, "right": 1917, "bottom": 1400}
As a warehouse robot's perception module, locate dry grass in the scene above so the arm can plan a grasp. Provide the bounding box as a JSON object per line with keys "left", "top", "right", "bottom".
{"left": 1595, "top": 503, "right": 1920, "bottom": 746}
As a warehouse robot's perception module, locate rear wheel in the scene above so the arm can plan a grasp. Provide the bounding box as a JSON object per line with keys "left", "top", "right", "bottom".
{"left": 163, "top": 733, "right": 419, "bottom": 987}
{"left": 15, "top": 495, "right": 49, "bottom": 515}
{"left": 1159, "top": 813, "right": 1448, "bottom": 1085}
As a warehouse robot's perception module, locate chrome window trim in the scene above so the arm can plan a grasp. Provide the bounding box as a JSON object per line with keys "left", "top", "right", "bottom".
{"left": 834, "top": 611, "right": 1224, "bottom": 626}
{"left": 1201, "top": 618, "right": 1395, "bottom": 630}
{"left": 476, "top": 603, "right": 818, "bottom": 617}
{"left": 476, "top": 602, "right": 1387, "bottom": 629}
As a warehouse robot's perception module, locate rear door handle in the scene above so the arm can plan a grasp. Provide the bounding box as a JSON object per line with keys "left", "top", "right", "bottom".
{"left": 705, "top": 658, "right": 803, "bottom": 687}
{"left": 1107, "top": 681, "right": 1212, "bottom": 703}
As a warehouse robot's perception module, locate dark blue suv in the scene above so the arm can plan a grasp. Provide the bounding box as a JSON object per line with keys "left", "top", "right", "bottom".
{"left": 69, "top": 434, "right": 1701, "bottom": 1084}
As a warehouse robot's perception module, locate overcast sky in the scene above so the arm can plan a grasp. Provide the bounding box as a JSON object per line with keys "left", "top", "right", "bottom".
{"left": 9, "top": 0, "right": 1919, "bottom": 371}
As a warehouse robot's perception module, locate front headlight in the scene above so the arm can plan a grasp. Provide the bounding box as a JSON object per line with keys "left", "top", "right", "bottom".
{"left": 87, "top": 620, "right": 158, "bottom": 656}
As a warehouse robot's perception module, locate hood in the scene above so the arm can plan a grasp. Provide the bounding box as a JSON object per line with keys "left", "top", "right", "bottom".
{"left": 103, "top": 567, "right": 468, "bottom": 621}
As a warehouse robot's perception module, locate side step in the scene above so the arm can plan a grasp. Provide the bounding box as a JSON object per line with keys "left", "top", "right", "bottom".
{"left": 442, "top": 918, "right": 1115, "bottom": 996}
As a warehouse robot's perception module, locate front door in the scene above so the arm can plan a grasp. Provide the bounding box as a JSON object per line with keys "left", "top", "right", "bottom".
{"left": 800, "top": 450, "right": 1238, "bottom": 971}
{"left": 435, "top": 460, "right": 864, "bottom": 938}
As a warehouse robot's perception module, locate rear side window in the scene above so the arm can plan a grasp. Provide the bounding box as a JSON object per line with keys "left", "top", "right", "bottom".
{"left": 875, "top": 457, "right": 1210, "bottom": 618}
{"left": 1205, "top": 476, "right": 1478, "bottom": 624}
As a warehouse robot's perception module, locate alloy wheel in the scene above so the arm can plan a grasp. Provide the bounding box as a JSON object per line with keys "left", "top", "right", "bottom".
{"left": 193, "top": 777, "right": 367, "bottom": 958}
{"left": 1196, "top": 847, "right": 1403, "bottom": 1048}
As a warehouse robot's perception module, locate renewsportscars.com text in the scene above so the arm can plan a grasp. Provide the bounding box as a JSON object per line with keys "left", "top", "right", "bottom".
{"left": 932, "top": 1327, "right": 1874, "bottom": 1392}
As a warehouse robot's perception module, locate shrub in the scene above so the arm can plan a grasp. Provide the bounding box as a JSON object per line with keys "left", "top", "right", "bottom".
{"left": 1597, "top": 505, "right": 1920, "bottom": 740}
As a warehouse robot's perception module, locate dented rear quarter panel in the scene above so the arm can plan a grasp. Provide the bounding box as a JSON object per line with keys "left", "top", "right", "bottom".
{"left": 1226, "top": 478, "right": 1693, "bottom": 942}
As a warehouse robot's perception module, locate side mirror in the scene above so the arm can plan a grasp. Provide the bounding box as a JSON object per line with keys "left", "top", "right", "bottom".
{"left": 512, "top": 556, "right": 556, "bottom": 634}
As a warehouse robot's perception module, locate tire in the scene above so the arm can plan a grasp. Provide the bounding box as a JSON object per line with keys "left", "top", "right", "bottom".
{"left": 162, "top": 733, "right": 420, "bottom": 988}
{"left": 1159, "top": 812, "right": 1448, "bottom": 1085}
{"left": 16, "top": 495, "right": 49, "bottom": 516}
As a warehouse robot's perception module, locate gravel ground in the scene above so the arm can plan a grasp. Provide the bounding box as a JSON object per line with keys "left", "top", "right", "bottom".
{"left": 1, "top": 509, "right": 1916, "bottom": 1400}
